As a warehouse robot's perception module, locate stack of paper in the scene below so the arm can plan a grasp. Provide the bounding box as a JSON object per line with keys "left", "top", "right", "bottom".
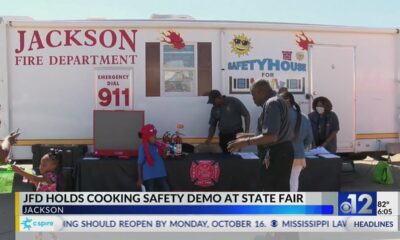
{"left": 233, "top": 152, "right": 259, "bottom": 160}
{"left": 83, "top": 157, "right": 100, "bottom": 161}
{"left": 305, "top": 147, "right": 340, "bottom": 159}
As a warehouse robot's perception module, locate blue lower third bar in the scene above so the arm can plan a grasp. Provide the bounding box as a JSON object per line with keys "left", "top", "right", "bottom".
{"left": 22, "top": 205, "right": 334, "bottom": 215}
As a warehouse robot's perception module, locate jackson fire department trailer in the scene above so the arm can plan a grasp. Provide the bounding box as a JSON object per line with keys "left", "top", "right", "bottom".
{"left": 0, "top": 16, "right": 399, "bottom": 159}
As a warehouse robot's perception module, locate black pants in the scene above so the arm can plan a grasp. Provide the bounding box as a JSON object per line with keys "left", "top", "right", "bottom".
{"left": 219, "top": 128, "right": 243, "bottom": 153}
{"left": 143, "top": 177, "right": 170, "bottom": 192}
{"left": 260, "top": 141, "right": 294, "bottom": 191}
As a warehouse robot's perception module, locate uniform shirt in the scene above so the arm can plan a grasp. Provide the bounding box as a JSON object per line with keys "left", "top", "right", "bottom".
{"left": 209, "top": 96, "right": 249, "bottom": 134}
{"left": 138, "top": 143, "right": 167, "bottom": 181}
{"left": 308, "top": 111, "right": 340, "bottom": 153}
{"left": 288, "top": 108, "right": 314, "bottom": 158}
{"left": 257, "top": 92, "right": 292, "bottom": 158}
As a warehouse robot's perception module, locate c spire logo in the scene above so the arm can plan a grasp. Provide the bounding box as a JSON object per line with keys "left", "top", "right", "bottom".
{"left": 19, "top": 217, "right": 56, "bottom": 231}
{"left": 21, "top": 217, "right": 33, "bottom": 230}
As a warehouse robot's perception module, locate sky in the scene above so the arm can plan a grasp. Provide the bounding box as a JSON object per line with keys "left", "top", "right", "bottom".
{"left": 0, "top": 0, "right": 399, "bottom": 28}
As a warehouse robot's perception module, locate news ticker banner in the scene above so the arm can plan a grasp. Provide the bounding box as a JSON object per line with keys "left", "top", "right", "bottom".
{"left": 15, "top": 192, "right": 398, "bottom": 232}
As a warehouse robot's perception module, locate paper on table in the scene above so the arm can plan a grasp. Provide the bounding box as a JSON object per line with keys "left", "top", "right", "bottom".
{"left": 319, "top": 153, "right": 340, "bottom": 159}
{"left": 305, "top": 147, "right": 340, "bottom": 158}
{"left": 305, "top": 147, "right": 330, "bottom": 156}
{"left": 83, "top": 157, "right": 100, "bottom": 160}
{"left": 233, "top": 152, "right": 259, "bottom": 160}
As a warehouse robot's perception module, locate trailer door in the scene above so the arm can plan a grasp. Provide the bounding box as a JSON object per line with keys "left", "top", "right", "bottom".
{"left": 309, "top": 45, "right": 355, "bottom": 152}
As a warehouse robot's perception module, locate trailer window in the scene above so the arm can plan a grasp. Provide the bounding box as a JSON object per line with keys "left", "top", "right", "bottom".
{"left": 161, "top": 44, "right": 197, "bottom": 96}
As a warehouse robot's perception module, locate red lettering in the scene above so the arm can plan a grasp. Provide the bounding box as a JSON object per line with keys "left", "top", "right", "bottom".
{"left": 46, "top": 30, "right": 62, "bottom": 48}
{"left": 28, "top": 31, "right": 45, "bottom": 51}
{"left": 98, "top": 88, "right": 112, "bottom": 106}
{"left": 49, "top": 56, "right": 57, "bottom": 65}
{"left": 100, "top": 55, "right": 110, "bottom": 64}
{"left": 67, "top": 55, "right": 74, "bottom": 64}
{"left": 16, "top": 29, "right": 138, "bottom": 53}
{"left": 15, "top": 56, "right": 22, "bottom": 65}
{"left": 28, "top": 56, "right": 35, "bottom": 65}
{"left": 64, "top": 30, "right": 82, "bottom": 46}
{"left": 82, "top": 55, "right": 89, "bottom": 64}
{"left": 15, "top": 31, "right": 26, "bottom": 54}
{"left": 59, "top": 56, "right": 66, "bottom": 65}
{"left": 112, "top": 55, "right": 118, "bottom": 64}
{"left": 120, "top": 55, "right": 128, "bottom": 64}
{"left": 99, "top": 30, "right": 117, "bottom": 48}
{"left": 14, "top": 55, "right": 43, "bottom": 65}
{"left": 84, "top": 29, "right": 97, "bottom": 46}
{"left": 91, "top": 55, "right": 98, "bottom": 64}
{"left": 130, "top": 55, "right": 137, "bottom": 64}
{"left": 112, "top": 88, "right": 120, "bottom": 106}
{"left": 122, "top": 88, "right": 129, "bottom": 106}
{"left": 119, "top": 30, "right": 137, "bottom": 52}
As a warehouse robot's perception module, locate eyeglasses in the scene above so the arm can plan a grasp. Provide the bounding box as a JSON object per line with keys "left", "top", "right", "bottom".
{"left": 234, "top": 39, "right": 250, "bottom": 46}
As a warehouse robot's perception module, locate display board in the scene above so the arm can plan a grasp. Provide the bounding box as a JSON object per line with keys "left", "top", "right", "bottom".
{"left": 93, "top": 110, "right": 144, "bottom": 158}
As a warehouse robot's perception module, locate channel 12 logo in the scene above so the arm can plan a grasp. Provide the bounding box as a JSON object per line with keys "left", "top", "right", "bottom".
{"left": 338, "top": 192, "right": 376, "bottom": 216}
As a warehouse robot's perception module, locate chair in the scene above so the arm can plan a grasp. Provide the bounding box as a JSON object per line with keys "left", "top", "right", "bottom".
{"left": 385, "top": 143, "right": 400, "bottom": 163}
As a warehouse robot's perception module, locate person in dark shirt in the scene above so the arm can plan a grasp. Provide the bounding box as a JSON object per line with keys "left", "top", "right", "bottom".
{"left": 228, "top": 80, "right": 294, "bottom": 191}
{"left": 206, "top": 90, "right": 250, "bottom": 153}
{"left": 308, "top": 96, "right": 340, "bottom": 153}
{"left": 281, "top": 91, "right": 313, "bottom": 192}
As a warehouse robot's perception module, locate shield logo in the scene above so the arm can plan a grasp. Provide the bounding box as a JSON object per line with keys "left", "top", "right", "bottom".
{"left": 190, "top": 160, "right": 220, "bottom": 187}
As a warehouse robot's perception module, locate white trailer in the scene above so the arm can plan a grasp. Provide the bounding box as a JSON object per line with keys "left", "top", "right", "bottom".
{"left": 0, "top": 16, "right": 399, "bottom": 159}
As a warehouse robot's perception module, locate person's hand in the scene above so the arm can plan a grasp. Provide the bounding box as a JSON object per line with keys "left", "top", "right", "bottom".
{"left": 11, "top": 164, "right": 23, "bottom": 173}
{"left": 235, "top": 132, "right": 246, "bottom": 139}
{"left": 236, "top": 132, "right": 255, "bottom": 139}
{"left": 5, "top": 131, "right": 21, "bottom": 146}
{"left": 162, "top": 148, "right": 169, "bottom": 158}
{"left": 264, "top": 158, "right": 270, "bottom": 169}
{"left": 136, "top": 179, "right": 143, "bottom": 190}
{"left": 227, "top": 138, "right": 247, "bottom": 152}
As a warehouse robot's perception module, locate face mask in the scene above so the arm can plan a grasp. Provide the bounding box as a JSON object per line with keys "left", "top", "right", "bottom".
{"left": 316, "top": 106, "right": 325, "bottom": 114}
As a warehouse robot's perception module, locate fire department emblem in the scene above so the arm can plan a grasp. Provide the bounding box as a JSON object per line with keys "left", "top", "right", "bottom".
{"left": 190, "top": 160, "right": 220, "bottom": 187}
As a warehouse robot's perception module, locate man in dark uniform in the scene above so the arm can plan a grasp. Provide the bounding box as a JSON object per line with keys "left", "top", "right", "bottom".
{"left": 227, "top": 80, "right": 294, "bottom": 191}
{"left": 206, "top": 90, "right": 250, "bottom": 153}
